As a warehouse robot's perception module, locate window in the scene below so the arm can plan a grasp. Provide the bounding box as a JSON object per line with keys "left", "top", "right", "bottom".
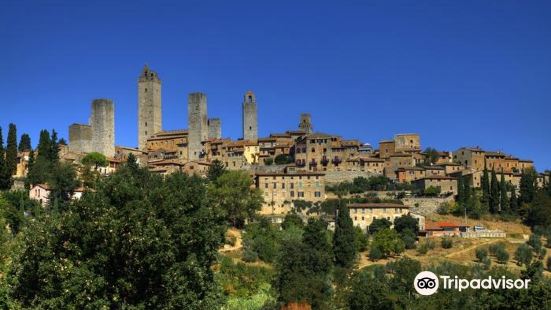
{"left": 282, "top": 183, "right": 285, "bottom": 189}
{"left": 273, "top": 183, "right": 277, "bottom": 189}
{"left": 290, "top": 183, "right": 294, "bottom": 189}
{"left": 314, "top": 191, "right": 321, "bottom": 197}
{"left": 298, "top": 192, "right": 304, "bottom": 198}
{"left": 290, "top": 191, "right": 295, "bottom": 197}
{"left": 265, "top": 183, "right": 268, "bottom": 189}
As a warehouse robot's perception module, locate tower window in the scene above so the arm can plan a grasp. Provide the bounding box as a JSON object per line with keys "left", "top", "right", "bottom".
{"left": 145, "top": 88, "right": 148, "bottom": 92}
{"left": 145, "top": 122, "right": 148, "bottom": 126}
{"left": 249, "top": 126, "right": 252, "bottom": 130}
{"left": 248, "top": 95, "right": 252, "bottom": 103}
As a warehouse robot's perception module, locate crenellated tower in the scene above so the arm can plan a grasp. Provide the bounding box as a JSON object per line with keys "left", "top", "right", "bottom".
{"left": 138, "top": 65, "right": 162, "bottom": 150}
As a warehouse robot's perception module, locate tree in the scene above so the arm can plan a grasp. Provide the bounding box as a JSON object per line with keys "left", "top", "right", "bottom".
{"left": 49, "top": 129, "right": 60, "bottom": 164}
{"left": 281, "top": 213, "right": 304, "bottom": 230}
{"left": 354, "top": 226, "right": 369, "bottom": 252}
{"left": 476, "top": 247, "right": 488, "bottom": 262}
{"left": 441, "top": 237, "right": 453, "bottom": 249}
{"left": 126, "top": 153, "right": 139, "bottom": 171}
{"left": 525, "top": 193, "right": 551, "bottom": 228}
{"left": 18, "top": 133, "right": 31, "bottom": 152}
{"left": 47, "top": 162, "right": 79, "bottom": 212}
{"left": 520, "top": 168, "right": 537, "bottom": 204}
{"left": 495, "top": 248, "right": 510, "bottom": 264}
{"left": 370, "top": 228, "right": 405, "bottom": 258}
{"left": 500, "top": 172, "right": 509, "bottom": 213}
{"left": 423, "top": 147, "right": 439, "bottom": 165}
{"left": 515, "top": 244, "right": 533, "bottom": 266}
{"left": 5, "top": 123, "right": 18, "bottom": 175}
{"left": 81, "top": 152, "right": 108, "bottom": 170}
{"left": 210, "top": 170, "right": 263, "bottom": 227}
{"left": 489, "top": 169, "right": 500, "bottom": 213}
{"left": 36, "top": 129, "right": 51, "bottom": 161}
{"left": 9, "top": 167, "right": 226, "bottom": 308}
{"left": 333, "top": 201, "right": 356, "bottom": 268}
{"left": 510, "top": 187, "right": 519, "bottom": 214}
{"left": 0, "top": 127, "right": 13, "bottom": 190}
{"left": 481, "top": 162, "right": 490, "bottom": 208}
{"left": 24, "top": 150, "right": 35, "bottom": 190}
{"left": 207, "top": 159, "right": 226, "bottom": 182}
{"left": 274, "top": 154, "right": 293, "bottom": 165}
{"left": 368, "top": 218, "right": 392, "bottom": 235}
{"left": 393, "top": 214, "right": 419, "bottom": 235}
{"left": 348, "top": 267, "right": 391, "bottom": 309}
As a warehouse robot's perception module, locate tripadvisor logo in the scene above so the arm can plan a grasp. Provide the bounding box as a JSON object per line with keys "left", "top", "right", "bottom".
{"left": 414, "top": 271, "right": 531, "bottom": 296}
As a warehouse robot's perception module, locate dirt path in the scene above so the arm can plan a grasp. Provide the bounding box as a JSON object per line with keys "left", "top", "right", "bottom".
{"left": 219, "top": 228, "right": 243, "bottom": 252}
{"left": 444, "top": 238, "right": 501, "bottom": 259}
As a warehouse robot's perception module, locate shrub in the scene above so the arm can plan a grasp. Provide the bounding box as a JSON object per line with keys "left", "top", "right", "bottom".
{"left": 547, "top": 256, "right": 551, "bottom": 271}
{"left": 264, "top": 158, "right": 274, "bottom": 165}
{"left": 514, "top": 244, "right": 533, "bottom": 266}
{"left": 495, "top": 248, "right": 510, "bottom": 264}
{"left": 441, "top": 237, "right": 453, "bottom": 249}
{"left": 476, "top": 247, "right": 488, "bottom": 262}
{"left": 369, "top": 246, "right": 383, "bottom": 261}
{"left": 242, "top": 248, "right": 258, "bottom": 262}
{"left": 482, "top": 257, "right": 491, "bottom": 270}
{"left": 489, "top": 242, "right": 506, "bottom": 256}
{"left": 527, "top": 234, "right": 542, "bottom": 252}
{"left": 416, "top": 240, "right": 435, "bottom": 255}
{"left": 400, "top": 229, "right": 417, "bottom": 249}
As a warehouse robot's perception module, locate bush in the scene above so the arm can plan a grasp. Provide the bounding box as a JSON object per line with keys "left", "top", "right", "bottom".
{"left": 354, "top": 227, "right": 369, "bottom": 252}
{"left": 441, "top": 237, "right": 453, "bottom": 249}
{"left": 527, "top": 234, "right": 542, "bottom": 252}
{"left": 489, "top": 242, "right": 506, "bottom": 256}
{"left": 369, "top": 246, "right": 383, "bottom": 261}
{"left": 514, "top": 244, "right": 533, "bottom": 266}
{"left": 242, "top": 247, "right": 258, "bottom": 262}
{"left": 547, "top": 256, "right": 551, "bottom": 271}
{"left": 476, "top": 247, "right": 488, "bottom": 262}
{"left": 274, "top": 154, "right": 294, "bottom": 165}
{"left": 437, "top": 202, "right": 452, "bottom": 215}
{"left": 495, "top": 248, "right": 510, "bottom": 264}
{"left": 482, "top": 257, "right": 491, "bottom": 270}
{"left": 416, "top": 240, "right": 434, "bottom": 255}
{"left": 264, "top": 158, "right": 274, "bottom": 165}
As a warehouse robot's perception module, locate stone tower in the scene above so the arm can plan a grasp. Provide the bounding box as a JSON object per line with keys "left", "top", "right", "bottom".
{"left": 242, "top": 90, "right": 257, "bottom": 141}
{"left": 90, "top": 99, "right": 115, "bottom": 157}
{"left": 299, "top": 113, "right": 313, "bottom": 134}
{"left": 188, "top": 92, "right": 208, "bottom": 160}
{"left": 68, "top": 123, "right": 92, "bottom": 153}
{"left": 138, "top": 65, "right": 162, "bottom": 150}
{"left": 208, "top": 118, "right": 221, "bottom": 139}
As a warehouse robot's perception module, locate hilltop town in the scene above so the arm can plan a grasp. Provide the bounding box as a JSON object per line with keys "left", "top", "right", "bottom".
{"left": 7, "top": 65, "right": 548, "bottom": 218}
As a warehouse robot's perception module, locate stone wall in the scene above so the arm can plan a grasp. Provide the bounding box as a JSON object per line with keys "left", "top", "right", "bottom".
{"left": 188, "top": 92, "right": 208, "bottom": 160}
{"left": 402, "top": 196, "right": 454, "bottom": 216}
{"left": 324, "top": 170, "right": 377, "bottom": 184}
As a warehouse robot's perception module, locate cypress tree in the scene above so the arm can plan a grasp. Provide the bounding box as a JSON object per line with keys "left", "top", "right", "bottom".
{"left": 510, "top": 188, "right": 519, "bottom": 214}
{"left": 18, "top": 133, "right": 32, "bottom": 152}
{"left": 50, "top": 129, "right": 59, "bottom": 164}
{"left": 500, "top": 172, "right": 509, "bottom": 213}
{"left": 25, "top": 150, "right": 35, "bottom": 190}
{"left": 0, "top": 127, "right": 13, "bottom": 190}
{"left": 519, "top": 169, "right": 536, "bottom": 204}
{"left": 6, "top": 123, "right": 18, "bottom": 175}
{"left": 37, "top": 130, "right": 51, "bottom": 161}
{"left": 489, "top": 169, "right": 500, "bottom": 213}
{"left": 333, "top": 200, "right": 356, "bottom": 268}
{"left": 481, "top": 163, "right": 490, "bottom": 208}
{"left": 457, "top": 176, "right": 465, "bottom": 206}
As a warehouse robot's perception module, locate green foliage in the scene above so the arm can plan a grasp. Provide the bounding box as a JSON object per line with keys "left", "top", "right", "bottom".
{"left": 515, "top": 244, "right": 533, "bottom": 266}
{"left": 370, "top": 228, "right": 405, "bottom": 259}
{"left": 423, "top": 147, "right": 439, "bottom": 165}
{"left": 274, "top": 154, "right": 293, "bottom": 165}
{"left": 368, "top": 246, "right": 383, "bottom": 261}
{"left": 368, "top": 218, "right": 392, "bottom": 235}
{"left": 500, "top": 173, "right": 509, "bottom": 213}
{"left": 423, "top": 185, "right": 441, "bottom": 197}
{"left": 527, "top": 234, "right": 542, "bottom": 252}
{"left": 347, "top": 266, "right": 391, "bottom": 309}
{"left": 18, "top": 133, "right": 31, "bottom": 152}
{"left": 264, "top": 157, "right": 273, "bottom": 165}
{"left": 333, "top": 202, "right": 356, "bottom": 268}
{"left": 326, "top": 176, "right": 411, "bottom": 195}
{"left": 400, "top": 229, "right": 417, "bottom": 249}
{"left": 292, "top": 199, "right": 313, "bottom": 212}
{"left": 81, "top": 152, "right": 108, "bottom": 168}
{"left": 495, "top": 248, "right": 510, "bottom": 264}
{"left": 416, "top": 239, "right": 435, "bottom": 255}
{"left": 547, "top": 256, "right": 551, "bottom": 271}
{"left": 9, "top": 167, "right": 226, "bottom": 309}
{"left": 489, "top": 242, "right": 506, "bottom": 256}
{"left": 281, "top": 213, "right": 303, "bottom": 230}
{"left": 47, "top": 162, "right": 79, "bottom": 212}
{"left": 5, "top": 123, "right": 18, "bottom": 176}
{"left": 210, "top": 170, "right": 263, "bottom": 227}
{"left": 354, "top": 226, "right": 369, "bottom": 252}
{"left": 489, "top": 169, "right": 500, "bottom": 213}
{"left": 476, "top": 247, "right": 488, "bottom": 262}
{"left": 243, "top": 218, "right": 281, "bottom": 263}
{"left": 481, "top": 163, "right": 490, "bottom": 208}
{"left": 207, "top": 159, "right": 226, "bottom": 182}
{"left": 0, "top": 127, "right": 13, "bottom": 190}
{"left": 520, "top": 168, "right": 537, "bottom": 204}
{"left": 525, "top": 193, "right": 551, "bottom": 228}
{"left": 216, "top": 256, "right": 275, "bottom": 309}
{"left": 393, "top": 214, "right": 419, "bottom": 235}
{"left": 441, "top": 237, "right": 453, "bottom": 249}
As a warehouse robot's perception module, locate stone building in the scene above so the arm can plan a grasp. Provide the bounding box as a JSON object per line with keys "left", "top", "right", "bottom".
{"left": 394, "top": 133, "right": 421, "bottom": 153}
{"left": 68, "top": 123, "right": 92, "bottom": 153}
{"left": 208, "top": 118, "right": 221, "bottom": 139}
{"left": 146, "top": 129, "right": 189, "bottom": 162}
{"left": 138, "top": 65, "right": 162, "bottom": 150}
{"left": 90, "top": 99, "right": 115, "bottom": 157}
{"left": 188, "top": 92, "right": 208, "bottom": 160}
{"left": 255, "top": 168, "right": 325, "bottom": 215}
{"left": 412, "top": 175, "right": 458, "bottom": 196}
{"left": 348, "top": 203, "right": 412, "bottom": 232}
{"left": 294, "top": 133, "right": 360, "bottom": 172}
{"left": 242, "top": 90, "right": 258, "bottom": 141}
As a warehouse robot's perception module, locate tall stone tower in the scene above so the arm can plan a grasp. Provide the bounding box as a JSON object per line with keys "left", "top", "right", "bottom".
{"left": 68, "top": 123, "right": 92, "bottom": 154}
{"left": 299, "top": 113, "right": 313, "bottom": 134}
{"left": 90, "top": 99, "right": 115, "bottom": 157}
{"left": 242, "top": 90, "right": 258, "bottom": 141}
{"left": 188, "top": 92, "right": 208, "bottom": 160}
{"left": 138, "top": 65, "right": 162, "bottom": 150}
{"left": 208, "top": 118, "right": 221, "bottom": 139}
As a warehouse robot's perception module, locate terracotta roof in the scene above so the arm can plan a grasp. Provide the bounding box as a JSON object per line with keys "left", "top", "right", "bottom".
{"left": 255, "top": 171, "right": 325, "bottom": 177}
{"left": 425, "top": 220, "right": 468, "bottom": 230}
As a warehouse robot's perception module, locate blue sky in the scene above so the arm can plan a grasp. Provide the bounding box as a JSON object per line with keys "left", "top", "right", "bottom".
{"left": 1, "top": 0, "right": 550, "bottom": 170}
